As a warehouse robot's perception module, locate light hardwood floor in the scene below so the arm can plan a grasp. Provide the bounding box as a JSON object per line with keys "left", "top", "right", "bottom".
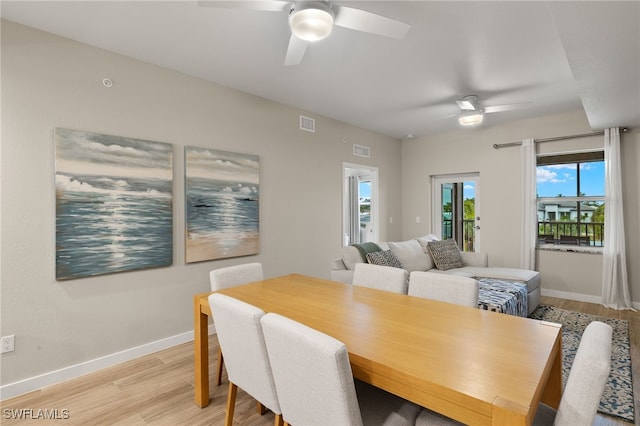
{"left": 1, "top": 296, "right": 638, "bottom": 425}
{"left": 542, "top": 296, "right": 640, "bottom": 426}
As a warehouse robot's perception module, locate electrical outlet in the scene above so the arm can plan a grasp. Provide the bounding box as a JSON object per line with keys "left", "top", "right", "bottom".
{"left": 1, "top": 335, "right": 15, "bottom": 353}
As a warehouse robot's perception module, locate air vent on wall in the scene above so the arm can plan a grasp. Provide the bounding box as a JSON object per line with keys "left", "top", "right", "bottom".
{"left": 353, "top": 144, "right": 370, "bottom": 158}
{"left": 300, "top": 115, "right": 315, "bottom": 132}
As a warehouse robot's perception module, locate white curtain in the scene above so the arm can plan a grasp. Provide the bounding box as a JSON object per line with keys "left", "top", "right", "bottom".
{"left": 347, "top": 176, "right": 360, "bottom": 245}
{"left": 520, "top": 138, "right": 537, "bottom": 270}
{"left": 602, "top": 128, "right": 633, "bottom": 310}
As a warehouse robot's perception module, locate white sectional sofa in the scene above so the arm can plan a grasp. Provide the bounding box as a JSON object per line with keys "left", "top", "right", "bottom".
{"left": 330, "top": 236, "right": 541, "bottom": 316}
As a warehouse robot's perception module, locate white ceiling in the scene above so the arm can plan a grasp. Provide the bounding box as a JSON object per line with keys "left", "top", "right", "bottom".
{"left": 2, "top": 1, "right": 639, "bottom": 139}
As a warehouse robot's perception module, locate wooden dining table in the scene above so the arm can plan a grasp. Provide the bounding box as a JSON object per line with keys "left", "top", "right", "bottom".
{"left": 194, "top": 274, "right": 562, "bottom": 425}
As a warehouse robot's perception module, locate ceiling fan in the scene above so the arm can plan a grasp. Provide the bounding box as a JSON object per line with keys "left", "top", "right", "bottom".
{"left": 455, "top": 95, "right": 530, "bottom": 127}
{"left": 198, "top": 1, "right": 411, "bottom": 66}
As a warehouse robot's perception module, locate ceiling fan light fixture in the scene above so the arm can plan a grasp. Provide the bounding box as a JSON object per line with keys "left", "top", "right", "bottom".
{"left": 289, "top": 2, "right": 335, "bottom": 42}
{"left": 458, "top": 110, "right": 484, "bottom": 127}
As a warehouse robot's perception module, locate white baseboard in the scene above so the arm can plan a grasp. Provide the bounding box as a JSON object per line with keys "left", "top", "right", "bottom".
{"left": 541, "top": 288, "right": 640, "bottom": 310}
{"left": 540, "top": 288, "right": 602, "bottom": 304}
{"left": 0, "top": 326, "right": 216, "bottom": 401}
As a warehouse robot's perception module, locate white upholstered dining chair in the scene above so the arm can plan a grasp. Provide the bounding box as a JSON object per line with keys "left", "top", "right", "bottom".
{"left": 532, "top": 320, "right": 612, "bottom": 426}
{"left": 261, "top": 312, "right": 421, "bottom": 426}
{"left": 415, "top": 320, "right": 613, "bottom": 426}
{"left": 209, "top": 262, "right": 263, "bottom": 386}
{"left": 408, "top": 271, "right": 479, "bottom": 308}
{"left": 352, "top": 263, "right": 409, "bottom": 294}
{"left": 209, "top": 262, "right": 263, "bottom": 291}
{"left": 207, "top": 293, "right": 283, "bottom": 426}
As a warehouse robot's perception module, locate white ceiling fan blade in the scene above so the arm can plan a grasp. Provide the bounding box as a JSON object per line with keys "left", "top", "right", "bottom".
{"left": 484, "top": 102, "right": 532, "bottom": 114}
{"left": 333, "top": 5, "right": 410, "bottom": 39}
{"left": 284, "top": 34, "right": 309, "bottom": 66}
{"left": 438, "top": 113, "right": 459, "bottom": 120}
{"left": 197, "top": 0, "right": 290, "bottom": 12}
{"left": 456, "top": 99, "right": 477, "bottom": 111}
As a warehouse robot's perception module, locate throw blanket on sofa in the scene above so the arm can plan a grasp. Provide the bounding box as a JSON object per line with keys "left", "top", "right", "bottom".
{"left": 351, "top": 242, "right": 382, "bottom": 262}
{"left": 477, "top": 278, "right": 528, "bottom": 317}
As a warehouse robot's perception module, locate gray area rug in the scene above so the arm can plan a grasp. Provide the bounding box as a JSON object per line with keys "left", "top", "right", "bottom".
{"left": 530, "top": 305, "right": 635, "bottom": 423}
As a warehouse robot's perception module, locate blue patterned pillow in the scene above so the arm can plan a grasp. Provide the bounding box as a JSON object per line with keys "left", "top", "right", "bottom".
{"left": 427, "top": 239, "right": 465, "bottom": 270}
{"left": 366, "top": 250, "right": 403, "bottom": 268}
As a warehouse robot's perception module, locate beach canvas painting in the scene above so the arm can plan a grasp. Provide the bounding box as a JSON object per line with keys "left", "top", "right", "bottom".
{"left": 185, "top": 147, "right": 259, "bottom": 263}
{"left": 55, "top": 128, "right": 173, "bottom": 280}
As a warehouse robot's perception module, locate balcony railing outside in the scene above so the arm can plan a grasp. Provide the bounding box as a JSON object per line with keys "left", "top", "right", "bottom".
{"left": 538, "top": 221, "right": 604, "bottom": 246}
{"left": 442, "top": 219, "right": 475, "bottom": 252}
{"left": 443, "top": 220, "right": 604, "bottom": 250}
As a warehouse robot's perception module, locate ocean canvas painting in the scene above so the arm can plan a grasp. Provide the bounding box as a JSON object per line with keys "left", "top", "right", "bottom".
{"left": 185, "top": 147, "right": 259, "bottom": 263}
{"left": 55, "top": 128, "right": 173, "bottom": 280}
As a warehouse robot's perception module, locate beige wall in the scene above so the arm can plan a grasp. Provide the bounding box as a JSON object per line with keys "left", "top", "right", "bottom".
{"left": 401, "top": 110, "right": 640, "bottom": 304}
{"left": 0, "top": 21, "right": 402, "bottom": 385}
{"left": 3, "top": 18, "right": 639, "bottom": 390}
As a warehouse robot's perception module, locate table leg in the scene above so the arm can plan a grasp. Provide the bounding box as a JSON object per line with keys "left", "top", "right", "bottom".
{"left": 194, "top": 296, "right": 210, "bottom": 407}
{"left": 540, "top": 334, "right": 562, "bottom": 409}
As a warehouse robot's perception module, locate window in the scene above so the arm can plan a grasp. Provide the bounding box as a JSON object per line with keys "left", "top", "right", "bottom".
{"left": 536, "top": 151, "right": 604, "bottom": 247}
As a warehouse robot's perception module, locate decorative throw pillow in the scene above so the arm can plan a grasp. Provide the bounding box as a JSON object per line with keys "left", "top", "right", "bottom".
{"left": 427, "top": 240, "right": 465, "bottom": 271}
{"left": 366, "top": 250, "right": 403, "bottom": 269}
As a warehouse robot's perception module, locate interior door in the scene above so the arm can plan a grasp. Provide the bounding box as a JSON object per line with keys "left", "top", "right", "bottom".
{"left": 343, "top": 163, "right": 378, "bottom": 245}
{"left": 432, "top": 173, "right": 480, "bottom": 252}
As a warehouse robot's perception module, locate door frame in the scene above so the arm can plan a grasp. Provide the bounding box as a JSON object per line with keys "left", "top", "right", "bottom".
{"left": 342, "top": 163, "right": 379, "bottom": 246}
{"left": 431, "top": 172, "right": 480, "bottom": 251}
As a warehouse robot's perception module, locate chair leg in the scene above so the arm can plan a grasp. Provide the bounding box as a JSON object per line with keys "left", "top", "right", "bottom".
{"left": 274, "top": 413, "right": 284, "bottom": 426}
{"left": 216, "top": 347, "right": 224, "bottom": 386}
{"left": 224, "top": 382, "right": 237, "bottom": 426}
{"left": 258, "top": 402, "right": 267, "bottom": 415}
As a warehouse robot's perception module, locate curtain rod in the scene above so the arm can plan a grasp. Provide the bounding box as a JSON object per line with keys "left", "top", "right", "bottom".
{"left": 492, "top": 127, "right": 630, "bottom": 149}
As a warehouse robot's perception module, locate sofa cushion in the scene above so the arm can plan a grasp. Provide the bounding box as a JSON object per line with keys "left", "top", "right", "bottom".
{"left": 461, "top": 267, "right": 541, "bottom": 292}
{"left": 415, "top": 235, "right": 438, "bottom": 270}
{"left": 366, "top": 250, "right": 403, "bottom": 269}
{"left": 427, "top": 240, "right": 465, "bottom": 271}
{"left": 341, "top": 243, "right": 391, "bottom": 271}
{"left": 428, "top": 269, "right": 474, "bottom": 278}
{"left": 415, "top": 234, "right": 439, "bottom": 252}
{"left": 352, "top": 242, "right": 383, "bottom": 261}
{"left": 459, "top": 251, "right": 488, "bottom": 267}
{"left": 388, "top": 240, "right": 431, "bottom": 272}
{"left": 342, "top": 246, "right": 365, "bottom": 271}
